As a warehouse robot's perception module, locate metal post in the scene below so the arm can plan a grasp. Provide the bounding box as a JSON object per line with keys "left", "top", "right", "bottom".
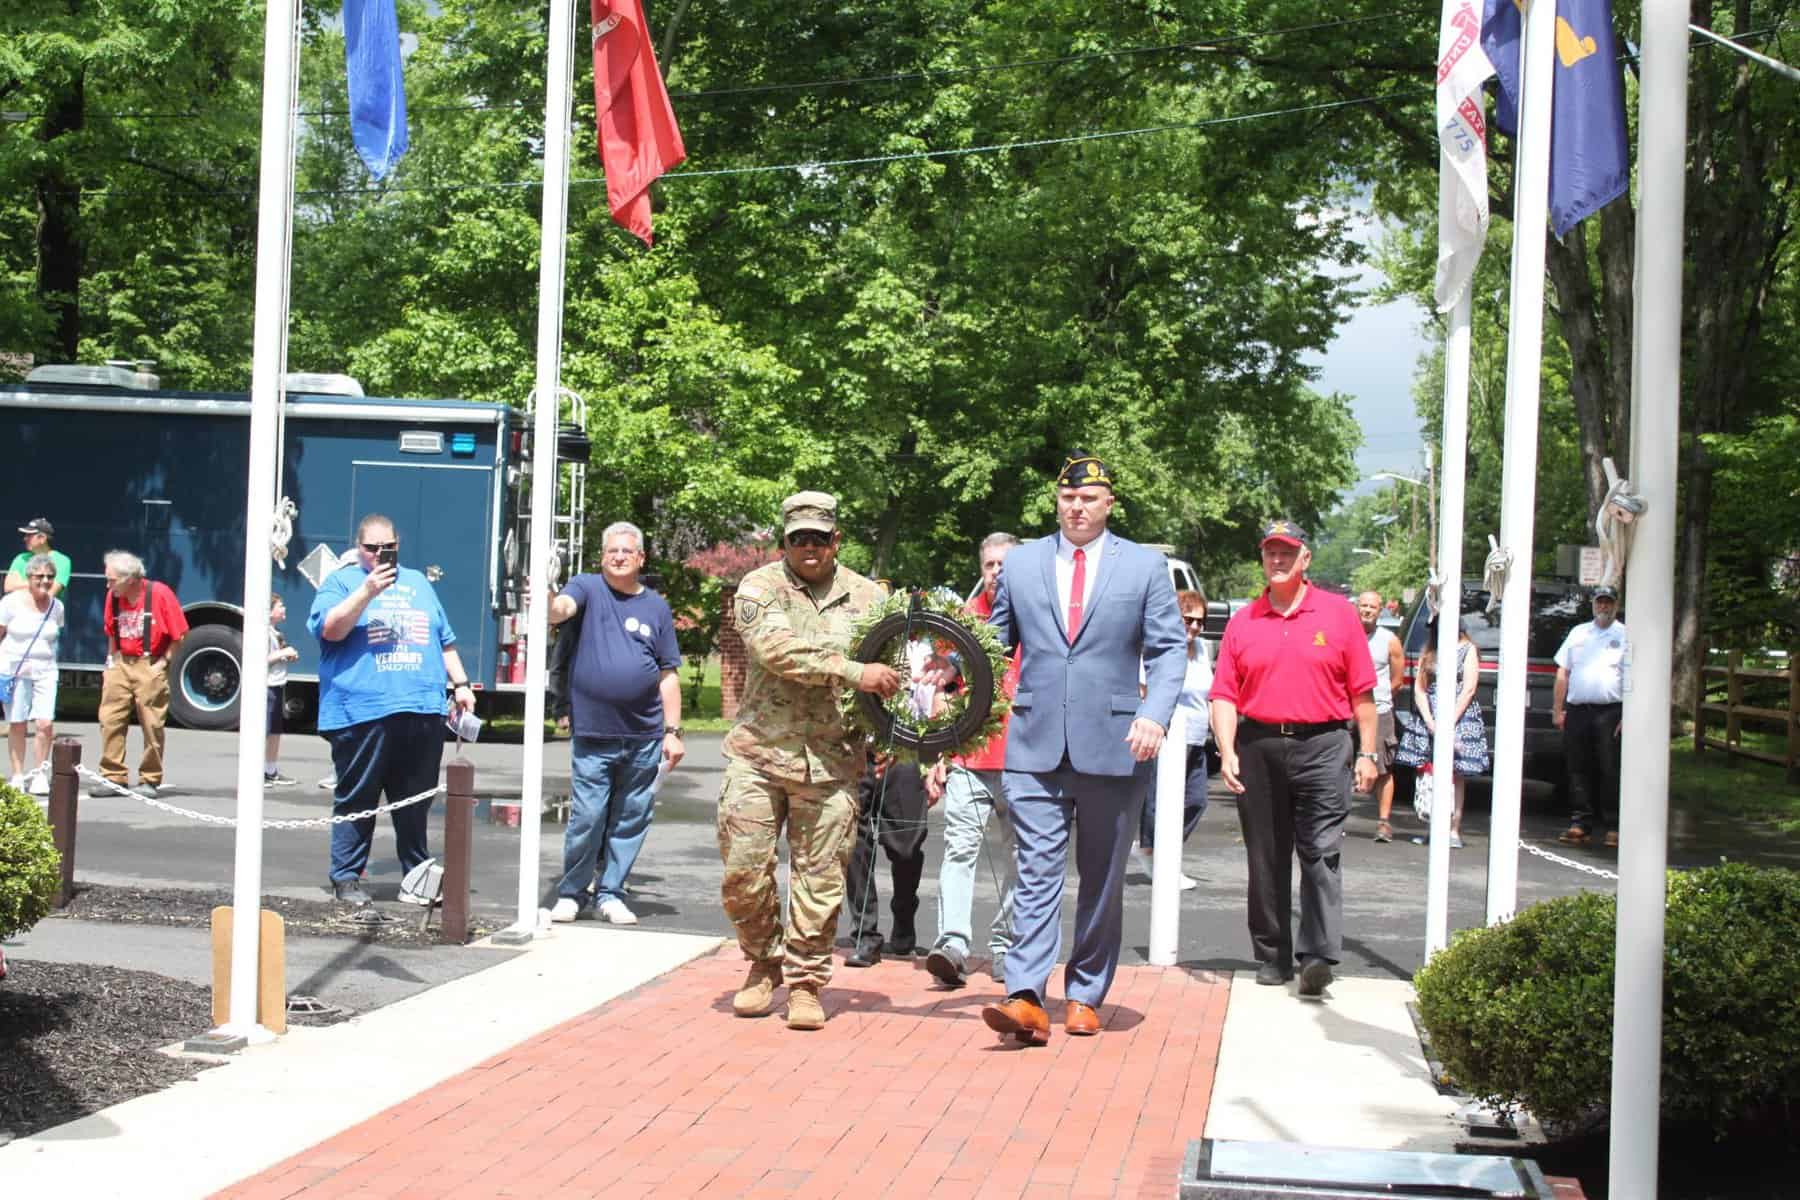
{"left": 510, "top": 0, "right": 579, "bottom": 939}
{"left": 1610, "top": 7, "right": 1688, "bottom": 1192}
{"left": 222, "top": 0, "right": 299, "bottom": 1043}
{"left": 442, "top": 758, "right": 474, "bottom": 943}
{"left": 1426, "top": 291, "right": 1472, "bottom": 954}
{"left": 47, "top": 737, "right": 81, "bottom": 908}
{"left": 1485, "top": 0, "right": 1558, "bottom": 929}
{"left": 1147, "top": 710, "right": 1188, "bottom": 966}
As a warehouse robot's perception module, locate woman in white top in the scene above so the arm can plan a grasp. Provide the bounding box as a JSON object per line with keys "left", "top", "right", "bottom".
{"left": 1, "top": 554, "right": 66, "bottom": 795}
{"left": 1136, "top": 589, "right": 1213, "bottom": 890}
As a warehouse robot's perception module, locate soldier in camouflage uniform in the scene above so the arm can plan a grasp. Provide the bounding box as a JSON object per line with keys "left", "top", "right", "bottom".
{"left": 719, "top": 491, "right": 901, "bottom": 1030}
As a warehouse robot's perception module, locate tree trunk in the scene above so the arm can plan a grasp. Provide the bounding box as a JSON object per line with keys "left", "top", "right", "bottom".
{"left": 868, "top": 430, "right": 917, "bottom": 581}
{"left": 35, "top": 70, "right": 85, "bottom": 363}
{"left": 1545, "top": 223, "right": 1615, "bottom": 520}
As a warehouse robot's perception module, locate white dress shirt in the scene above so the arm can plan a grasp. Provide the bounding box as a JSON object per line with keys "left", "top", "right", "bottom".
{"left": 1054, "top": 530, "right": 1107, "bottom": 627}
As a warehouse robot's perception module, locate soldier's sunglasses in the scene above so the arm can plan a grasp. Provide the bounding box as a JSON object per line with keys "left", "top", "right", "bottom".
{"left": 786, "top": 530, "right": 833, "bottom": 548}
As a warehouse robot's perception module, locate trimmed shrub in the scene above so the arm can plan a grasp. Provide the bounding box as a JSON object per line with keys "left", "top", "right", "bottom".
{"left": 1414, "top": 863, "right": 1800, "bottom": 1132}
{"left": 0, "top": 780, "right": 60, "bottom": 943}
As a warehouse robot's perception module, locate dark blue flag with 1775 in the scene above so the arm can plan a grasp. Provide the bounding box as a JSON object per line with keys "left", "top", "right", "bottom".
{"left": 344, "top": 0, "right": 410, "bottom": 180}
{"left": 1481, "top": 0, "right": 1629, "bottom": 237}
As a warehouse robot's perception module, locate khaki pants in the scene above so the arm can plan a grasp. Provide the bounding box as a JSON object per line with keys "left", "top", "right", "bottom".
{"left": 717, "top": 759, "right": 857, "bottom": 988}
{"left": 99, "top": 656, "right": 171, "bottom": 786}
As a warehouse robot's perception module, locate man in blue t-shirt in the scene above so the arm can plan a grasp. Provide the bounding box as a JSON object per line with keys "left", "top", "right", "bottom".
{"left": 309, "top": 514, "right": 477, "bottom": 907}
{"left": 544, "top": 520, "right": 683, "bottom": 925}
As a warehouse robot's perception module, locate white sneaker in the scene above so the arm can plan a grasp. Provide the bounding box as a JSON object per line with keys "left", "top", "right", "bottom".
{"left": 6, "top": 773, "right": 22, "bottom": 791}
{"left": 27, "top": 765, "right": 50, "bottom": 796}
{"left": 1179, "top": 873, "right": 1199, "bottom": 891}
{"left": 597, "top": 897, "right": 638, "bottom": 925}
{"left": 550, "top": 898, "right": 580, "bottom": 923}
{"left": 317, "top": 774, "right": 337, "bottom": 791}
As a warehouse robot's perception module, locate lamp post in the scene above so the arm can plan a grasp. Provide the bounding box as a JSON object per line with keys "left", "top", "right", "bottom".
{"left": 1372, "top": 454, "right": 1438, "bottom": 574}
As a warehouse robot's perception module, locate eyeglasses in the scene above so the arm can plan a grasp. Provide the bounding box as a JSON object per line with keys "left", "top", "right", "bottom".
{"left": 361, "top": 541, "right": 398, "bottom": 553}
{"left": 787, "top": 531, "right": 833, "bottom": 548}
{"left": 28, "top": 573, "right": 55, "bottom": 581}
{"left": 1182, "top": 615, "right": 1206, "bottom": 627}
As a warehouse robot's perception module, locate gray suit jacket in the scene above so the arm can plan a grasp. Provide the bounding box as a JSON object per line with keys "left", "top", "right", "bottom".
{"left": 989, "top": 532, "right": 1185, "bottom": 777}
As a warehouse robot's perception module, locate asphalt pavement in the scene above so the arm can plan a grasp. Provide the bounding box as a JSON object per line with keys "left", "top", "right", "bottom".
{"left": 17, "top": 719, "right": 1689, "bottom": 993}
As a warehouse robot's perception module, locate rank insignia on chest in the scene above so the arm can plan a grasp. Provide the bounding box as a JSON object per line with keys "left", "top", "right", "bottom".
{"left": 1313, "top": 630, "right": 1327, "bottom": 647}
{"left": 736, "top": 597, "right": 763, "bottom": 628}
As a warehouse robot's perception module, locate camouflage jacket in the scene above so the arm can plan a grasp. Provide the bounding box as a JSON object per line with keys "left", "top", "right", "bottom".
{"left": 723, "top": 560, "right": 885, "bottom": 784}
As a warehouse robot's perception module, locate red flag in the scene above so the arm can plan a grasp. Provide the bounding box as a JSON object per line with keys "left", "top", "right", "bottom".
{"left": 591, "top": 0, "right": 685, "bottom": 246}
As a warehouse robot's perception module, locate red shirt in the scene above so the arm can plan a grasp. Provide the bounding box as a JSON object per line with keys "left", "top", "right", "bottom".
{"left": 104, "top": 580, "right": 190, "bottom": 658}
{"left": 956, "top": 589, "right": 1021, "bottom": 772}
{"left": 1210, "top": 585, "right": 1376, "bottom": 723}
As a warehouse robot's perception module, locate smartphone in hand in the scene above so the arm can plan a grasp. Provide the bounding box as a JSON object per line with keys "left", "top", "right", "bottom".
{"left": 377, "top": 546, "right": 398, "bottom": 569}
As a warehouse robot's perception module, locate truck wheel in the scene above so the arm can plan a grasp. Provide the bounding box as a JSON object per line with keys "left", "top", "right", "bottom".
{"left": 170, "top": 625, "right": 243, "bottom": 731}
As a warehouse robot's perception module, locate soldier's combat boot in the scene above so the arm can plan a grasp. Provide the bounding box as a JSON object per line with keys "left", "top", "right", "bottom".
{"left": 786, "top": 984, "right": 826, "bottom": 1030}
{"left": 732, "top": 960, "right": 782, "bottom": 1017}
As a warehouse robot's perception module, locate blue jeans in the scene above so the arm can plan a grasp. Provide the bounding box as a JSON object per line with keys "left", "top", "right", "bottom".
{"left": 1139, "top": 743, "right": 1210, "bottom": 849}
{"left": 327, "top": 712, "right": 444, "bottom": 883}
{"left": 933, "top": 768, "right": 1016, "bottom": 958}
{"left": 558, "top": 736, "right": 663, "bottom": 905}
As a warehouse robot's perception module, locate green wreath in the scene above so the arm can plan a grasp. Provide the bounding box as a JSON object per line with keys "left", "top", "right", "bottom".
{"left": 840, "top": 588, "right": 1012, "bottom": 761}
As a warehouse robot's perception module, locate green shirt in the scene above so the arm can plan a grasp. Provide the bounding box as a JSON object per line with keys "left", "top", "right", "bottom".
{"left": 7, "top": 549, "right": 72, "bottom": 589}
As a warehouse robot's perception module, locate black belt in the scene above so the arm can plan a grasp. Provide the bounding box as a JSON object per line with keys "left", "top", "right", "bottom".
{"left": 1240, "top": 717, "right": 1347, "bottom": 738}
{"left": 1566, "top": 701, "right": 1622, "bottom": 708}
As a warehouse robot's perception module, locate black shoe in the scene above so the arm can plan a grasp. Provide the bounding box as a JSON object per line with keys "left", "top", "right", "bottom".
{"left": 1255, "top": 962, "right": 1293, "bottom": 987}
{"left": 886, "top": 934, "right": 917, "bottom": 957}
{"left": 332, "top": 879, "right": 373, "bottom": 906}
{"left": 1297, "top": 958, "right": 1334, "bottom": 997}
{"left": 924, "top": 945, "right": 967, "bottom": 987}
{"left": 845, "top": 939, "right": 883, "bottom": 968}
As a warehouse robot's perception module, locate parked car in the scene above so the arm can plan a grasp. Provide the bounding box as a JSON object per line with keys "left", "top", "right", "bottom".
{"left": 1394, "top": 580, "right": 1593, "bottom": 787}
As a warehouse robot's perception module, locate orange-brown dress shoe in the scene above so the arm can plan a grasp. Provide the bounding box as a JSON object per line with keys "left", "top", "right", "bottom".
{"left": 982, "top": 996, "right": 1051, "bottom": 1045}
{"left": 1064, "top": 1001, "right": 1101, "bottom": 1036}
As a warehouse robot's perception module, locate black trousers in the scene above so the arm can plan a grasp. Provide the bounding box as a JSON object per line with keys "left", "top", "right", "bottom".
{"left": 1565, "top": 702, "right": 1623, "bottom": 833}
{"left": 843, "top": 757, "right": 927, "bottom": 945}
{"left": 1237, "top": 727, "right": 1352, "bottom": 967}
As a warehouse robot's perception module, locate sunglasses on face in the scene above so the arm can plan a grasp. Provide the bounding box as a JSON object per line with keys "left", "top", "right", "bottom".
{"left": 1183, "top": 615, "right": 1206, "bottom": 627}
{"left": 361, "top": 541, "right": 398, "bottom": 553}
{"left": 787, "top": 531, "right": 832, "bottom": 548}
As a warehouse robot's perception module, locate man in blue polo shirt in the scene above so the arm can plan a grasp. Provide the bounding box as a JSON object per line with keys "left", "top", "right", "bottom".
{"left": 545, "top": 521, "right": 684, "bottom": 925}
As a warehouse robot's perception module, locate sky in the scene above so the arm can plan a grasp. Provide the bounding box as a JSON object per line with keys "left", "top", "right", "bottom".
{"left": 1304, "top": 213, "right": 1435, "bottom": 504}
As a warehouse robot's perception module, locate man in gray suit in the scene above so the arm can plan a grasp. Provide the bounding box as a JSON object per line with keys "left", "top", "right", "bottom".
{"left": 978, "top": 451, "right": 1185, "bottom": 1044}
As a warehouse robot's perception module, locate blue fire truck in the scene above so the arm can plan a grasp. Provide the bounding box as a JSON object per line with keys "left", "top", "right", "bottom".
{"left": 0, "top": 363, "right": 588, "bottom": 728}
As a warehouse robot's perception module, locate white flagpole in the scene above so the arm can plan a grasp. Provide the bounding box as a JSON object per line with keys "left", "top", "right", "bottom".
{"left": 1609, "top": 2, "right": 1687, "bottom": 1192}
{"left": 1425, "top": 287, "right": 1471, "bottom": 956}
{"left": 221, "top": 0, "right": 300, "bottom": 1040}
{"left": 1485, "top": 0, "right": 1558, "bottom": 927}
{"left": 510, "top": 0, "right": 578, "bottom": 938}
{"left": 1424, "top": 0, "right": 1492, "bottom": 957}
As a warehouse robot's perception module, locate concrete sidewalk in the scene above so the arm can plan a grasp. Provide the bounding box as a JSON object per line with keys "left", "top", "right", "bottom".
{"left": 0, "top": 917, "right": 1531, "bottom": 1200}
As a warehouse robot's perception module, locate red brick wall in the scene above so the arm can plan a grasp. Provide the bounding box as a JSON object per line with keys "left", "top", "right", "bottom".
{"left": 718, "top": 586, "right": 747, "bottom": 720}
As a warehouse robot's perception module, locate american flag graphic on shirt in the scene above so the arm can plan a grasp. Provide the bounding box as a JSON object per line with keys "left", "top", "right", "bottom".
{"left": 368, "top": 608, "right": 430, "bottom": 646}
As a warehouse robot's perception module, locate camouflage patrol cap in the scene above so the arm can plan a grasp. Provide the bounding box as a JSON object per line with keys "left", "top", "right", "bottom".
{"left": 781, "top": 491, "right": 838, "bottom": 535}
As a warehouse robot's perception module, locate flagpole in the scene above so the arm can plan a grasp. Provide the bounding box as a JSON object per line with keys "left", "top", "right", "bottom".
{"left": 218, "top": 0, "right": 300, "bottom": 1041}
{"left": 1485, "top": 0, "right": 1558, "bottom": 928}
{"left": 1609, "top": 2, "right": 1687, "bottom": 1191}
{"left": 1425, "top": 286, "right": 1472, "bottom": 956}
{"left": 509, "top": 0, "right": 579, "bottom": 939}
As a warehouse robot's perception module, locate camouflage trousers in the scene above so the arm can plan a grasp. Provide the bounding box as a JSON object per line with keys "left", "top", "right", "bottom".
{"left": 717, "top": 758, "right": 858, "bottom": 988}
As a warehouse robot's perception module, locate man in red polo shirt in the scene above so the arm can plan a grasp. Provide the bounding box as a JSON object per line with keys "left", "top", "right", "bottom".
{"left": 1210, "top": 519, "right": 1377, "bottom": 998}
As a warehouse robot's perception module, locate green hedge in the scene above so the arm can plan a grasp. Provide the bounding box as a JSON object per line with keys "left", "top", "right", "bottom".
{"left": 1414, "top": 863, "right": 1800, "bottom": 1132}
{"left": 0, "top": 780, "right": 60, "bottom": 943}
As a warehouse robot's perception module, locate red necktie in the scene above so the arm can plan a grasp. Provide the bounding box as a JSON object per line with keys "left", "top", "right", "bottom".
{"left": 1067, "top": 547, "right": 1086, "bottom": 644}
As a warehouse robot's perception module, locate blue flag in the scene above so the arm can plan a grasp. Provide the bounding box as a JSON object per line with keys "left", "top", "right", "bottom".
{"left": 1481, "top": 0, "right": 1629, "bottom": 237}
{"left": 344, "top": 0, "right": 409, "bottom": 180}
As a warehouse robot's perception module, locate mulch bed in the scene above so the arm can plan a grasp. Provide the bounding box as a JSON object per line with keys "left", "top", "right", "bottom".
{"left": 50, "top": 883, "right": 494, "bottom": 946}
{"left": 0, "top": 960, "right": 217, "bottom": 1143}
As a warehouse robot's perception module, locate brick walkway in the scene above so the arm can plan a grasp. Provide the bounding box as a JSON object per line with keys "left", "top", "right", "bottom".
{"left": 213, "top": 946, "right": 1229, "bottom": 1200}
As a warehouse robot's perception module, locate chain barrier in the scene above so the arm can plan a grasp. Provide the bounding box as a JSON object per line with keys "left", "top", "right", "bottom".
{"left": 77, "top": 766, "right": 443, "bottom": 830}
{"left": 1520, "top": 839, "right": 1620, "bottom": 881}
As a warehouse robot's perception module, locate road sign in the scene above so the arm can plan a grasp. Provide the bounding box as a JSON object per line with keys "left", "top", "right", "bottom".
{"left": 1578, "top": 545, "right": 1604, "bottom": 586}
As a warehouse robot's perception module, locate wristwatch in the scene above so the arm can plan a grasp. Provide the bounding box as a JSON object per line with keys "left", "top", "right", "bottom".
{"left": 1357, "top": 751, "right": 1379, "bottom": 762}
{"left": 665, "top": 726, "right": 684, "bottom": 738}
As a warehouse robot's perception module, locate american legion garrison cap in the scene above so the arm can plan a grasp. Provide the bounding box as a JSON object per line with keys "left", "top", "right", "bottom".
{"left": 1055, "top": 451, "right": 1114, "bottom": 490}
